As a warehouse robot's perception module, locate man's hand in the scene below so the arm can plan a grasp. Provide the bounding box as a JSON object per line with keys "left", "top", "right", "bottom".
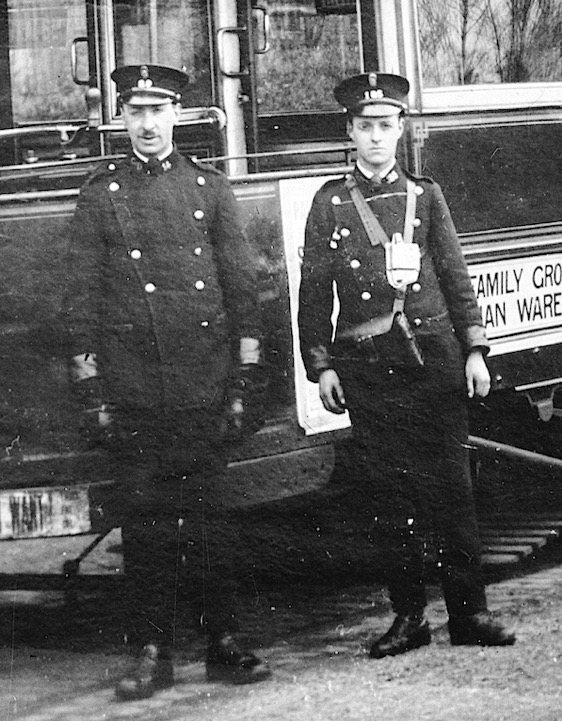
{"left": 318, "top": 369, "right": 346, "bottom": 414}
{"left": 465, "top": 350, "right": 491, "bottom": 399}
{"left": 221, "top": 364, "right": 268, "bottom": 442}
{"left": 70, "top": 353, "right": 98, "bottom": 382}
{"left": 69, "top": 353, "right": 113, "bottom": 439}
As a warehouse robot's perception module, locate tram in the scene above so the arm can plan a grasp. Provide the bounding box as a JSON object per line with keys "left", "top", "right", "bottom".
{"left": 0, "top": 0, "right": 561, "bottom": 548}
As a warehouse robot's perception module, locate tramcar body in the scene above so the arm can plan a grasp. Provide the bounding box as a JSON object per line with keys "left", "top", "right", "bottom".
{"left": 0, "top": 0, "right": 561, "bottom": 540}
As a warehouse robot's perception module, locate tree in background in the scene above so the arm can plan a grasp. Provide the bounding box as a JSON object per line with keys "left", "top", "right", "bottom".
{"left": 417, "top": 0, "right": 562, "bottom": 87}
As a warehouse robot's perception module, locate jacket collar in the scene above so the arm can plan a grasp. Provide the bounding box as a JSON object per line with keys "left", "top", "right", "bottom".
{"left": 129, "top": 147, "right": 182, "bottom": 176}
{"left": 353, "top": 162, "right": 402, "bottom": 190}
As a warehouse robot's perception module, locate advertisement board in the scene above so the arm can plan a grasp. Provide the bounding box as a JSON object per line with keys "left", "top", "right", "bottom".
{"left": 279, "top": 176, "right": 351, "bottom": 436}
{"left": 280, "top": 174, "right": 562, "bottom": 434}
{"left": 470, "top": 254, "right": 562, "bottom": 356}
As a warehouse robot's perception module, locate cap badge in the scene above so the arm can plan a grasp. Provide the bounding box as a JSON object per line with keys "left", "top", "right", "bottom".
{"left": 368, "top": 72, "right": 378, "bottom": 87}
{"left": 137, "top": 65, "right": 154, "bottom": 89}
{"left": 363, "top": 88, "right": 384, "bottom": 100}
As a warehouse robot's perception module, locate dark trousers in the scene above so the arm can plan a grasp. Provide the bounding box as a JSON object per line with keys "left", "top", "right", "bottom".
{"left": 109, "top": 408, "right": 240, "bottom": 647}
{"left": 336, "top": 361, "right": 487, "bottom": 618}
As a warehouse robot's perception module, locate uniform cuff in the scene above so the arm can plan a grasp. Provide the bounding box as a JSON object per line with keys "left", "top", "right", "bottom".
{"left": 307, "top": 345, "right": 334, "bottom": 383}
{"left": 465, "top": 325, "right": 490, "bottom": 356}
{"left": 240, "top": 337, "right": 261, "bottom": 365}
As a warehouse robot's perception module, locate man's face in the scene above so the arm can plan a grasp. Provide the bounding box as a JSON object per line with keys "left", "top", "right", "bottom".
{"left": 347, "top": 108, "right": 404, "bottom": 175}
{"left": 121, "top": 97, "right": 181, "bottom": 158}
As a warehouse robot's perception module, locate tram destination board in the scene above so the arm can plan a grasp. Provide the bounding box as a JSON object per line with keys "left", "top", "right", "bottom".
{"left": 0, "top": 484, "right": 91, "bottom": 540}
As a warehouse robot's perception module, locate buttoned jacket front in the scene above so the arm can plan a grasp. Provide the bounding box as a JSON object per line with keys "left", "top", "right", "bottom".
{"left": 298, "top": 165, "right": 488, "bottom": 385}
{"left": 64, "top": 150, "right": 261, "bottom": 412}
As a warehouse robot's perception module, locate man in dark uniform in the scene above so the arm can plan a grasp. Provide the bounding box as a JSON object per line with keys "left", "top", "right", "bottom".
{"left": 298, "top": 72, "right": 515, "bottom": 658}
{"left": 63, "top": 64, "right": 271, "bottom": 698}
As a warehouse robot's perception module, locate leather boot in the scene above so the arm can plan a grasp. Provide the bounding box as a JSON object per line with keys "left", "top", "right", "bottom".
{"left": 115, "top": 644, "right": 174, "bottom": 700}
{"left": 369, "top": 614, "right": 431, "bottom": 659}
{"left": 448, "top": 612, "right": 516, "bottom": 646}
{"left": 206, "top": 633, "right": 271, "bottom": 684}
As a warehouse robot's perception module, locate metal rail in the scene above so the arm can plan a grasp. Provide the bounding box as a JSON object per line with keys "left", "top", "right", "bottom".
{"left": 0, "top": 106, "right": 227, "bottom": 145}
{"left": 0, "top": 124, "right": 84, "bottom": 141}
{"left": 468, "top": 435, "right": 562, "bottom": 472}
{"left": 3, "top": 436, "right": 562, "bottom": 471}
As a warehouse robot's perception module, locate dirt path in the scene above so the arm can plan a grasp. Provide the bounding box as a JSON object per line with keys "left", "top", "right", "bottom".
{"left": 2, "top": 560, "right": 561, "bottom": 721}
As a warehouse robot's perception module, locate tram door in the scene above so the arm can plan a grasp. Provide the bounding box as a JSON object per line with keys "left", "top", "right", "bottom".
{"left": 240, "top": 0, "right": 365, "bottom": 169}
{"left": 1, "top": 0, "right": 93, "bottom": 165}
{"left": 99, "top": 0, "right": 366, "bottom": 171}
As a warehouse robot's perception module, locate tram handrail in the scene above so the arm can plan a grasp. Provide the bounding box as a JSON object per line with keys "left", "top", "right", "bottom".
{"left": 3, "top": 437, "right": 562, "bottom": 476}
{"left": 0, "top": 106, "right": 227, "bottom": 148}
{"left": 468, "top": 435, "right": 562, "bottom": 472}
{"left": 0, "top": 124, "right": 84, "bottom": 141}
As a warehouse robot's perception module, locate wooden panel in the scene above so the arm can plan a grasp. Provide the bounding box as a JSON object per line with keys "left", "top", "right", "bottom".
{"left": 421, "top": 122, "right": 562, "bottom": 234}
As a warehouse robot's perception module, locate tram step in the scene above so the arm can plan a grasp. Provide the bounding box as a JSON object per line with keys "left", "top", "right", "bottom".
{"left": 480, "top": 534, "right": 548, "bottom": 547}
{"left": 479, "top": 512, "right": 562, "bottom": 566}
{"left": 483, "top": 544, "right": 534, "bottom": 556}
{"left": 480, "top": 519, "right": 562, "bottom": 530}
{"left": 481, "top": 553, "right": 521, "bottom": 566}
{"left": 484, "top": 512, "right": 562, "bottom": 520}
{"left": 481, "top": 529, "right": 554, "bottom": 538}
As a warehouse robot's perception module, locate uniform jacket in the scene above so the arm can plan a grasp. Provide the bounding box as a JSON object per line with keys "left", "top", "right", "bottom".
{"left": 63, "top": 149, "right": 261, "bottom": 412}
{"left": 298, "top": 164, "right": 488, "bottom": 384}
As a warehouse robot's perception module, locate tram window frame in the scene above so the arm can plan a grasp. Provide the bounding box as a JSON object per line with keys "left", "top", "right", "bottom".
{"left": 416, "top": 0, "right": 562, "bottom": 114}
{"left": 106, "top": 0, "right": 215, "bottom": 125}
{"left": 6, "top": 0, "right": 89, "bottom": 126}
{"left": 252, "top": 0, "right": 363, "bottom": 118}
{"left": 421, "top": 82, "right": 562, "bottom": 115}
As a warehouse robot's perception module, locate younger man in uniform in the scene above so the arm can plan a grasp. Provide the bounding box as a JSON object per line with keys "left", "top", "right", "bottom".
{"left": 298, "top": 72, "right": 515, "bottom": 658}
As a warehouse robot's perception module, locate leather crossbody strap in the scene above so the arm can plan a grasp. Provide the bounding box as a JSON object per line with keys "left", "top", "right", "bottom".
{"left": 344, "top": 174, "right": 388, "bottom": 247}
{"left": 403, "top": 178, "right": 417, "bottom": 244}
{"left": 344, "top": 173, "right": 417, "bottom": 314}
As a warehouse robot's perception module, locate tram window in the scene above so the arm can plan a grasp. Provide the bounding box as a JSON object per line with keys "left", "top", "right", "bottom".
{"left": 254, "top": 0, "right": 361, "bottom": 114}
{"left": 113, "top": 0, "right": 212, "bottom": 107}
{"left": 418, "top": 0, "right": 562, "bottom": 87}
{"left": 7, "top": 0, "right": 87, "bottom": 124}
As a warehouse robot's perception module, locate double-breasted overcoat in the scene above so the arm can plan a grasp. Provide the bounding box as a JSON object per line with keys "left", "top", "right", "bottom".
{"left": 65, "top": 149, "right": 260, "bottom": 414}
{"left": 63, "top": 149, "right": 262, "bottom": 640}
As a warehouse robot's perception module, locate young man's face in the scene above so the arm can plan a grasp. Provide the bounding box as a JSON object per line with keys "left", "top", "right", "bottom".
{"left": 121, "top": 96, "right": 181, "bottom": 158}
{"left": 347, "top": 108, "right": 405, "bottom": 175}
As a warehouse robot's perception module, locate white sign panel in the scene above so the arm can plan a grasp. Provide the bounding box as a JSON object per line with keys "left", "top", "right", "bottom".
{"left": 0, "top": 485, "right": 91, "bottom": 539}
{"left": 470, "top": 254, "right": 562, "bottom": 355}
{"left": 280, "top": 174, "right": 562, "bottom": 434}
{"left": 279, "top": 175, "right": 351, "bottom": 436}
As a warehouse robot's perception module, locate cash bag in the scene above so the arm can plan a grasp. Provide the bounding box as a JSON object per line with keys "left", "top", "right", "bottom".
{"left": 342, "top": 173, "right": 425, "bottom": 368}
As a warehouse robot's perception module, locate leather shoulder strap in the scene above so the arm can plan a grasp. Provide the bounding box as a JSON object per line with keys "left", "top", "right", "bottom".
{"left": 403, "top": 179, "right": 417, "bottom": 244}
{"left": 344, "top": 174, "right": 389, "bottom": 247}
{"left": 393, "top": 179, "right": 418, "bottom": 314}
{"left": 344, "top": 173, "right": 418, "bottom": 314}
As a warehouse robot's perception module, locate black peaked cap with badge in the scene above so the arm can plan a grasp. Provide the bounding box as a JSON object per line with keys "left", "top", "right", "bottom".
{"left": 111, "top": 64, "right": 190, "bottom": 102}
{"left": 334, "top": 72, "right": 410, "bottom": 114}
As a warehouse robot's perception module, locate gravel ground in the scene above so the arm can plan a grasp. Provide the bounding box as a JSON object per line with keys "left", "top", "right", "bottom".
{"left": 1, "top": 553, "right": 562, "bottom": 721}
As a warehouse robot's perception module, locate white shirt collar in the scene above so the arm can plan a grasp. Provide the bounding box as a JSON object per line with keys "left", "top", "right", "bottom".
{"left": 357, "top": 158, "right": 396, "bottom": 182}
{"left": 133, "top": 145, "right": 174, "bottom": 163}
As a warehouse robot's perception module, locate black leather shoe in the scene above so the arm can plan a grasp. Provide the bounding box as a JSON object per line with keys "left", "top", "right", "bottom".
{"left": 448, "top": 612, "right": 516, "bottom": 646}
{"left": 206, "top": 633, "right": 271, "bottom": 684}
{"left": 115, "top": 644, "right": 174, "bottom": 700}
{"left": 369, "top": 614, "right": 431, "bottom": 659}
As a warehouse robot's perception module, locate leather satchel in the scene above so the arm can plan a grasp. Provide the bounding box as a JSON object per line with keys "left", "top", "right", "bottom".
{"left": 342, "top": 174, "right": 424, "bottom": 368}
